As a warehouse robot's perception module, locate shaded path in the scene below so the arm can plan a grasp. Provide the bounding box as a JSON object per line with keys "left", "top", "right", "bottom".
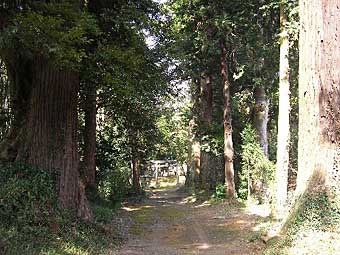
{"left": 117, "top": 187, "right": 266, "bottom": 255}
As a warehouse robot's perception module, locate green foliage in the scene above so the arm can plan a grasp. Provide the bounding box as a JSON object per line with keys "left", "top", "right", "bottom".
{"left": 293, "top": 190, "right": 340, "bottom": 231}
{"left": 0, "top": 163, "right": 57, "bottom": 229}
{"left": 238, "top": 124, "right": 275, "bottom": 200}
{"left": 264, "top": 186, "right": 340, "bottom": 255}
{"left": 96, "top": 120, "right": 131, "bottom": 201}
{"left": 0, "top": 163, "right": 120, "bottom": 254}
{"left": 1, "top": 2, "right": 99, "bottom": 69}
{"left": 86, "top": 188, "right": 121, "bottom": 224}
{"left": 212, "top": 183, "right": 226, "bottom": 201}
{"left": 200, "top": 123, "right": 224, "bottom": 156}
{"left": 156, "top": 102, "right": 190, "bottom": 162}
{"left": 284, "top": 0, "right": 300, "bottom": 43}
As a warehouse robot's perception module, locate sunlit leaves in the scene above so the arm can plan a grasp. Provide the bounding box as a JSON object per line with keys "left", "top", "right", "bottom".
{"left": 1, "top": 2, "right": 99, "bottom": 69}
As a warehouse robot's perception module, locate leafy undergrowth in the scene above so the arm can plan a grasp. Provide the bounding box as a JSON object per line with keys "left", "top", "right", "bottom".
{"left": 263, "top": 176, "right": 340, "bottom": 255}
{"left": 0, "top": 163, "right": 121, "bottom": 255}
{"left": 184, "top": 184, "right": 247, "bottom": 207}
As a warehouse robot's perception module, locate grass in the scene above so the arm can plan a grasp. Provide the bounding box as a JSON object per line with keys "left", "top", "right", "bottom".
{"left": 148, "top": 175, "right": 181, "bottom": 191}
{"left": 0, "top": 163, "right": 122, "bottom": 255}
{"left": 128, "top": 207, "right": 155, "bottom": 235}
{"left": 157, "top": 206, "right": 186, "bottom": 222}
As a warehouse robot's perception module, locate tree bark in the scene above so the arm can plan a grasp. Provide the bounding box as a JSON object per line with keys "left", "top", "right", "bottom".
{"left": 185, "top": 119, "right": 196, "bottom": 187}
{"left": 12, "top": 57, "right": 90, "bottom": 218}
{"left": 220, "top": 39, "right": 236, "bottom": 199}
{"left": 297, "top": 0, "right": 340, "bottom": 194}
{"left": 132, "top": 157, "right": 141, "bottom": 194}
{"left": 83, "top": 82, "right": 97, "bottom": 188}
{"left": 22, "top": 57, "right": 79, "bottom": 207}
{"left": 192, "top": 140, "right": 201, "bottom": 188}
{"left": 275, "top": 1, "right": 290, "bottom": 219}
{"left": 253, "top": 86, "right": 269, "bottom": 157}
{"left": 186, "top": 78, "right": 201, "bottom": 188}
{"left": 0, "top": 1, "right": 91, "bottom": 219}
{"left": 199, "top": 72, "right": 213, "bottom": 189}
{"left": 129, "top": 128, "right": 141, "bottom": 194}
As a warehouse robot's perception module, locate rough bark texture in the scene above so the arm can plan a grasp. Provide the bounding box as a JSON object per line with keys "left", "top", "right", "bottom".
{"left": 83, "top": 82, "right": 97, "bottom": 188}
{"left": 192, "top": 140, "right": 201, "bottom": 188}
{"left": 297, "top": 0, "right": 340, "bottom": 194}
{"left": 199, "top": 73, "right": 214, "bottom": 190}
{"left": 5, "top": 57, "right": 91, "bottom": 219}
{"left": 186, "top": 119, "right": 196, "bottom": 187}
{"left": 132, "top": 157, "right": 141, "bottom": 194}
{"left": 15, "top": 57, "right": 79, "bottom": 208}
{"left": 0, "top": 1, "right": 91, "bottom": 219}
{"left": 275, "top": 1, "right": 290, "bottom": 219}
{"left": 220, "top": 39, "right": 236, "bottom": 199}
{"left": 129, "top": 128, "right": 141, "bottom": 194}
{"left": 200, "top": 152, "right": 224, "bottom": 190}
{"left": 253, "top": 86, "right": 269, "bottom": 157}
{"left": 186, "top": 79, "right": 201, "bottom": 188}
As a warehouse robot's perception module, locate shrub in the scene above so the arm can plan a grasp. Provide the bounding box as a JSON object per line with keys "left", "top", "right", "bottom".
{"left": 212, "top": 183, "right": 226, "bottom": 201}
{"left": 0, "top": 163, "right": 120, "bottom": 254}
{"left": 0, "top": 163, "right": 57, "bottom": 229}
{"left": 238, "top": 124, "right": 275, "bottom": 201}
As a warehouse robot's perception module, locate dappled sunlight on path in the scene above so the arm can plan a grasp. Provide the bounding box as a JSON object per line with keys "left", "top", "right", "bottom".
{"left": 117, "top": 183, "right": 267, "bottom": 255}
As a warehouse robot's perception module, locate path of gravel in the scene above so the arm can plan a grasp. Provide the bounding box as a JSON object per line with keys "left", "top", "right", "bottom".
{"left": 116, "top": 187, "right": 266, "bottom": 255}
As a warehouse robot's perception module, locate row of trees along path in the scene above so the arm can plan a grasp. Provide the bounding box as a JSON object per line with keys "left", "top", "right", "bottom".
{"left": 0, "top": 0, "right": 339, "bottom": 254}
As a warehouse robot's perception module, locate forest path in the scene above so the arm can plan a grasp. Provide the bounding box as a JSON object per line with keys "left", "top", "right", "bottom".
{"left": 117, "top": 181, "right": 267, "bottom": 255}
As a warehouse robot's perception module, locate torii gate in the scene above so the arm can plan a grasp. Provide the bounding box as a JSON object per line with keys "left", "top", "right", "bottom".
{"left": 145, "top": 160, "right": 180, "bottom": 186}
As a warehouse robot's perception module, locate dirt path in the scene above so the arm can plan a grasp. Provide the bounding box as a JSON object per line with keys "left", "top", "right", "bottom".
{"left": 117, "top": 187, "right": 267, "bottom": 255}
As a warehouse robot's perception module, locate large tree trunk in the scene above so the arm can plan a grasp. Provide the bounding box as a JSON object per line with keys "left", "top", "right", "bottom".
{"left": 0, "top": 2, "right": 91, "bottom": 219}
{"left": 199, "top": 72, "right": 212, "bottom": 189}
{"left": 132, "top": 157, "right": 141, "bottom": 194}
{"left": 253, "top": 86, "right": 269, "bottom": 157}
{"left": 186, "top": 78, "right": 201, "bottom": 188}
{"left": 185, "top": 119, "right": 196, "bottom": 187}
{"left": 220, "top": 39, "right": 236, "bottom": 199}
{"left": 192, "top": 140, "right": 201, "bottom": 188}
{"left": 13, "top": 57, "right": 90, "bottom": 218}
{"left": 129, "top": 128, "right": 141, "bottom": 194}
{"left": 275, "top": 1, "right": 290, "bottom": 219}
{"left": 83, "top": 82, "right": 97, "bottom": 188}
{"left": 297, "top": 0, "right": 340, "bottom": 194}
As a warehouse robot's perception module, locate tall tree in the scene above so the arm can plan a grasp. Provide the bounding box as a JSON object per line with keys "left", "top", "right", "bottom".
{"left": 0, "top": 1, "right": 94, "bottom": 217}
{"left": 83, "top": 81, "right": 97, "bottom": 188}
{"left": 221, "top": 39, "right": 236, "bottom": 199}
{"left": 297, "top": 0, "right": 340, "bottom": 193}
{"left": 18, "top": 57, "right": 81, "bottom": 210}
{"left": 275, "top": 0, "right": 290, "bottom": 218}
{"left": 129, "top": 128, "right": 142, "bottom": 194}
{"left": 199, "top": 72, "right": 214, "bottom": 190}
{"left": 80, "top": 0, "right": 101, "bottom": 189}
{"left": 253, "top": 86, "right": 269, "bottom": 157}
{"left": 0, "top": 59, "right": 11, "bottom": 141}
